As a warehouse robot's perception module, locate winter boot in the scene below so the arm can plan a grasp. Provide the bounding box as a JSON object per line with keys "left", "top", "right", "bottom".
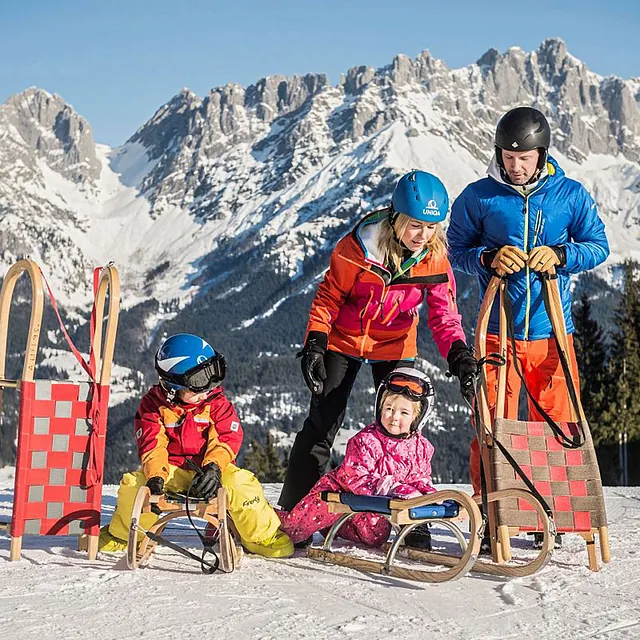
{"left": 531, "top": 532, "right": 563, "bottom": 550}
{"left": 293, "top": 536, "right": 313, "bottom": 549}
{"left": 403, "top": 524, "right": 432, "bottom": 551}
{"left": 98, "top": 525, "right": 128, "bottom": 553}
{"left": 478, "top": 532, "right": 492, "bottom": 556}
{"left": 242, "top": 529, "right": 294, "bottom": 558}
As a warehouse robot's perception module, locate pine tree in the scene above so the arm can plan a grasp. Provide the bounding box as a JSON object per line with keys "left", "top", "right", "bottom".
{"left": 263, "top": 432, "right": 285, "bottom": 482}
{"left": 600, "top": 260, "right": 640, "bottom": 445}
{"left": 243, "top": 439, "right": 269, "bottom": 480}
{"left": 573, "top": 291, "right": 608, "bottom": 435}
{"left": 243, "top": 432, "right": 286, "bottom": 482}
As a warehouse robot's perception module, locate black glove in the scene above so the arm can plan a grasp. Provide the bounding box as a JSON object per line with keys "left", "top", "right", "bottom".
{"left": 191, "top": 462, "right": 222, "bottom": 501}
{"left": 146, "top": 476, "right": 165, "bottom": 496}
{"left": 297, "top": 331, "right": 328, "bottom": 395}
{"left": 447, "top": 340, "right": 479, "bottom": 400}
{"left": 550, "top": 245, "right": 566, "bottom": 267}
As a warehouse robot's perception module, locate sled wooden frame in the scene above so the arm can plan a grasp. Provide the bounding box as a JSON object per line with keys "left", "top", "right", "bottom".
{"left": 475, "top": 275, "right": 611, "bottom": 572}
{"left": 308, "top": 489, "right": 485, "bottom": 583}
{"left": 126, "top": 486, "right": 242, "bottom": 573}
{"left": 0, "top": 259, "right": 120, "bottom": 561}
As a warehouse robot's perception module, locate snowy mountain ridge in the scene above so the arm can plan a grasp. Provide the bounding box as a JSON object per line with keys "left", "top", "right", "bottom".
{"left": 1, "top": 38, "right": 639, "bottom": 310}
{"left": 1, "top": 39, "right": 639, "bottom": 481}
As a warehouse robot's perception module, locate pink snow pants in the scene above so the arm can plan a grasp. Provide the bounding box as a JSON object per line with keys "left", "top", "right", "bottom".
{"left": 277, "top": 490, "right": 391, "bottom": 546}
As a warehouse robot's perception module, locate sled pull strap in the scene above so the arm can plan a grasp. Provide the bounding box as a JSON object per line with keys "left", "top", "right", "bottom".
{"left": 501, "top": 280, "right": 585, "bottom": 449}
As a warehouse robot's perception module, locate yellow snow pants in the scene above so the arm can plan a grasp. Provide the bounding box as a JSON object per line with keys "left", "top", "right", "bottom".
{"left": 108, "top": 463, "right": 281, "bottom": 544}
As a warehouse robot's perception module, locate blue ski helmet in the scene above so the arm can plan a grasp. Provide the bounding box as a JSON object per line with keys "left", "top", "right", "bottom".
{"left": 390, "top": 170, "right": 449, "bottom": 224}
{"left": 155, "top": 333, "right": 226, "bottom": 396}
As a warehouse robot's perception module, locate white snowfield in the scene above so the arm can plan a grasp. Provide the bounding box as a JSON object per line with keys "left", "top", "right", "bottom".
{"left": 0, "top": 472, "right": 638, "bottom": 640}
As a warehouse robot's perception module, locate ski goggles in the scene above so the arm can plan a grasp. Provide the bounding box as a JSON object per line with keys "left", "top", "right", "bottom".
{"left": 160, "top": 353, "right": 227, "bottom": 392}
{"left": 384, "top": 372, "right": 433, "bottom": 401}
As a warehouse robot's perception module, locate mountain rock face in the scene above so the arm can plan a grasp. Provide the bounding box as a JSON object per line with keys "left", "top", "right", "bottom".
{"left": 1, "top": 39, "right": 639, "bottom": 481}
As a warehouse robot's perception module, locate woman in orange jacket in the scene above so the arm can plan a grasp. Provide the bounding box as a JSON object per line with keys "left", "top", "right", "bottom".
{"left": 279, "top": 171, "right": 478, "bottom": 512}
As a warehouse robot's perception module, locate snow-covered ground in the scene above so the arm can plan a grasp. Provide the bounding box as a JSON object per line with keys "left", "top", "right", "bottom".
{"left": 0, "top": 466, "right": 638, "bottom": 640}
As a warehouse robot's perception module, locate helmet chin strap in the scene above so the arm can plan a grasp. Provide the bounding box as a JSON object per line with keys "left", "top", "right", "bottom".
{"left": 497, "top": 148, "right": 546, "bottom": 186}
{"left": 378, "top": 420, "right": 417, "bottom": 439}
{"left": 388, "top": 209, "right": 413, "bottom": 252}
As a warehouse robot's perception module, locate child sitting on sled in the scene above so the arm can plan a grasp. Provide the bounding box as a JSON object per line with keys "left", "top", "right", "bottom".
{"left": 278, "top": 367, "right": 437, "bottom": 549}
{"left": 99, "top": 333, "right": 294, "bottom": 558}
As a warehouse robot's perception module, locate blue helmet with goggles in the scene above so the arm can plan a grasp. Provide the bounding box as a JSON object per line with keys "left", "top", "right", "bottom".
{"left": 390, "top": 170, "right": 449, "bottom": 225}
{"left": 375, "top": 367, "right": 435, "bottom": 436}
{"left": 155, "top": 333, "right": 226, "bottom": 398}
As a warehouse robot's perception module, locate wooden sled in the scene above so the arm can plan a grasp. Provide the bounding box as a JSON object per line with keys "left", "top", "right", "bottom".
{"left": 475, "top": 275, "right": 611, "bottom": 572}
{"left": 308, "top": 488, "right": 554, "bottom": 581}
{"left": 126, "top": 486, "right": 242, "bottom": 573}
{"left": 0, "top": 259, "right": 120, "bottom": 561}
{"left": 308, "top": 489, "right": 483, "bottom": 583}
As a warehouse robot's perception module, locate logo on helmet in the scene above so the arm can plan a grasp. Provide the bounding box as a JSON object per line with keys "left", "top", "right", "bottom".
{"left": 422, "top": 199, "right": 440, "bottom": 216}
{"left": 511, "top": 141, "right": 519, "bottom": 148}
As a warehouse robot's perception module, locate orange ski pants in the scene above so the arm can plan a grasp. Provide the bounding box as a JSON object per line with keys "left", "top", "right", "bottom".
{"left": 470, "top": 333, "right": 580, "bottom": 495}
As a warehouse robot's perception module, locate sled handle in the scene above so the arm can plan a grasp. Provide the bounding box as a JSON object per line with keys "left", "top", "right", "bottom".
{"left": 91, "top": 264, "right": 120, "bottom": 386}
{"left": 543, "top": 276, "right": 586, "bottom": 423}
{"left": 0, "top": 259, "right": 44, "bottom": 385}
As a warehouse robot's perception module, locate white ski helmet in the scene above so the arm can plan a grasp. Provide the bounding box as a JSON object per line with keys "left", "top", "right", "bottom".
{"left": 375, "top": 367, "right": 435, "bottom": 435}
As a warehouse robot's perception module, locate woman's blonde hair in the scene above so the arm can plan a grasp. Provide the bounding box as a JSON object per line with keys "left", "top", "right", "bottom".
{"left": 379, "top": 389, "right": 422, "bottom": 422}
{"left": 377, "top": 212, "right": 447, "bottom": 273}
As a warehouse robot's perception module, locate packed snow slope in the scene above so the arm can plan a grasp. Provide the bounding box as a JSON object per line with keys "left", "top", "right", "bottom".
{"left": 0, "top": 470, "right": 638, "bottom": 640}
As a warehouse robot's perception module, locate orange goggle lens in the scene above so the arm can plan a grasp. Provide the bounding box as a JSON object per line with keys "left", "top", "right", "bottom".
{"left": 385, "top": 374, "right": 429, "bottom": 399}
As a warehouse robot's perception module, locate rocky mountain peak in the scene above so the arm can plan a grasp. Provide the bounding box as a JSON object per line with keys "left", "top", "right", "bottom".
{"left": 1, "top": 87, "right": 101, "bottom": 184}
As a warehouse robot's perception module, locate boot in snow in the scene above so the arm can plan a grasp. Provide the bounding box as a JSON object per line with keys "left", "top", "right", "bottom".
{"left": 479, "top": 532, "right": 492, "bottom": 555}
{"left": 98, "top": 525, "right": 128, "bottom": 552}
{"left": 242, "top": 529, "right": 294, "bottom": 558}
{"left": 531, "top": 532, "right": 563, "bottom": 549}
{"left": 404, "top": 524, "right": 432, "bottom": 551}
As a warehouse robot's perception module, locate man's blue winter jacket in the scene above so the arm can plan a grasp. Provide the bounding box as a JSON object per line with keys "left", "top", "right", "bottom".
{"left": 448, "top": 156, "right": 610, "bottom": 340}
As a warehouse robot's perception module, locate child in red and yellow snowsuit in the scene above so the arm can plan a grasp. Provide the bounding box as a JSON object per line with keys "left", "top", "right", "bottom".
{"left": 99, "top": 333, "right": 293, "bottom": 558}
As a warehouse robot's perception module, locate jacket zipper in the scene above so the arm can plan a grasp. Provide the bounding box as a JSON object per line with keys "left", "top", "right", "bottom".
{"left": 509, "top": 182, "right": 545, "bottom": 341}
{"left": 524, "top": 195, "right": 531, "bottom": 339}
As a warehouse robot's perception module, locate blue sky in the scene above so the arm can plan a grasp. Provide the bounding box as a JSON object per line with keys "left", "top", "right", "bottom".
{"left": 1, "top": 0, "right": 638, "bottom": 146}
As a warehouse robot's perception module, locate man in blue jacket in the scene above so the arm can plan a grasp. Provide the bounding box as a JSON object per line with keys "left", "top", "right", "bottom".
{"left": 447, "top": 106, "right": 609, "bottom": 505}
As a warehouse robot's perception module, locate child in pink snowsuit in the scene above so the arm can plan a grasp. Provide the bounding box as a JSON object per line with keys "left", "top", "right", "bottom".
{"left": 278, "top": 367, "right": 437, "bottom": 547}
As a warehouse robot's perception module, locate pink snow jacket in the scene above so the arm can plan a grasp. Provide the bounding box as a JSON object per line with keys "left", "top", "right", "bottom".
{"left": 315, "top": 422, "right": 437, "bottom": 499}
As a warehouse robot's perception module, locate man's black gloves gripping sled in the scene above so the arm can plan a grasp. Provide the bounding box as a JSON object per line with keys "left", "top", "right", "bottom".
{"left": 297, "top": 331, "right": 328, "bottom": 395}
{"left": 447, "top": 340, "right": 479, "bottom": 401}
{"left": 191, "top": 462, "right": 222, "bottom": 501}
{"left": 146, "top": 476, "right": 165, "bottom": 496}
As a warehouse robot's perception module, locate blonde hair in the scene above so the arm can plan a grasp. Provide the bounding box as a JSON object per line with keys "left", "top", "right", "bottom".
{"left": 380, "top": 389, "right": 422, "bottom": 421}
{"left": 377, "top": 212, "right": 447, "bottom": 273}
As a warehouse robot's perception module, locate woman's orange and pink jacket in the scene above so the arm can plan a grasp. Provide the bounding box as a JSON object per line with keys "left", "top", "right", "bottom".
{"left": 306, "top": 210, "right": 466, "bottom": 361}
{"left": 134, "top": 384, "right": 243, "bottom": 481}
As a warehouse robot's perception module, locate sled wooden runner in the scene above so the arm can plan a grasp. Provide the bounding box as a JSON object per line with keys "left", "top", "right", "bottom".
{"left": 127, "top": 486, "right": 242, "bottom": 573}
{"left": 308, "top": 489, "right": 484, "bottom": 583}
{"left": 475, "top": 274, "right": 610, "bottom": 572}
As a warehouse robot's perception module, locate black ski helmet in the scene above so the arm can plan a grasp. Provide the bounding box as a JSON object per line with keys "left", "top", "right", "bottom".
{"left": 375, "top": 367, "right": 435, "bottom": 437}
{"left": 494, "top": 107, "right": 550, "bottom": 170}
